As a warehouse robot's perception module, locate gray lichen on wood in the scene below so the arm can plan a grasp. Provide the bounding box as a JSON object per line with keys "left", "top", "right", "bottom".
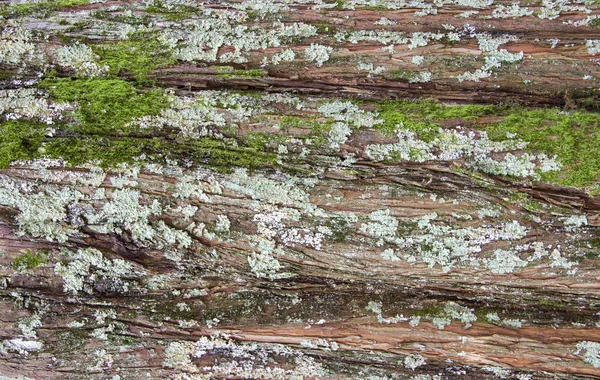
{"left": 1, "top": 0, "right": 600, "bottom": 379}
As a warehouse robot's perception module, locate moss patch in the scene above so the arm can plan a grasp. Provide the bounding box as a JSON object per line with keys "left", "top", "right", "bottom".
{"left": 0, "top": 0, "right": 88, "bottom": 18}
{"left": 40, "top": 77, "right": 168, "bottom": 134}
{"left": 12, "top": 250, "right": 49, "bottom": 272}
{"left": 215, "top": 68, "right": 267, "bottom": 78}
{"left": 93, "top": 35, "right": 177, "bottom": 85}
{"left": 375, "top": 99, "right": 600, "bottom": 188}
{"left": 485, "top": 108, "right": 600, "bottom": 187}
{"left": 1, "top": 78, "right": 280, "bottom": 171}
{"left": 0, "top": 120, "right": 47, "bottom": 168}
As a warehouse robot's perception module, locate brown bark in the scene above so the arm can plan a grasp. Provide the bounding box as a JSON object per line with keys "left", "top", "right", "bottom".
{"left": 1, "top": 1, "right": 600, "bottom": 379}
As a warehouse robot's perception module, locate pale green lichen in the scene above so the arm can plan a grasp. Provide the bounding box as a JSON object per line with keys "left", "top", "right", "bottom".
{"left": 0, "top": 88, "right": 73, "bottom": 124}
{"left": 576, "top": 341, "right": 600, "bottom": 368}
{"left": 169, "top": 19, "right": 316, "bottom": 64}
{"left": 0, "top": 27, "right": 36, "bottom": 66}
{"left": 365, "top": 126, "right": 560, "bottom": 180}
{"left": 270, "top": 48, "right": 296, "bottom": 65}
{"left": 484, "top": 249, "right": 526, "bottom": 274}
{"left": 86, "top": 188, "right": 161, "bottom": 242}
{"left": 54, "top": 43, "right": 109, "bottom": 77}
{"left": 318, "top": 100, "right": 381, "bottom": 128}
{"left": 215, "top": 215, "right": 231, "bottom": 233}
{"left": 2, "top": 338, "right": 42, "bottom": 354}
{"left": 247, "top": 250, "right": 281, "bottom": 276}
{"left": 17, "top": 315, "right": 42, "bottom": 339}
{"left": 0, "top": 178, "right": 84, "bottom": 243}
{"left": 164, "top": 334, "right": 328, "bottom": 378}
{"left": 482, "top": 366, "right": 511, "bottom": 378}
{"left": 304, "top": 43, "right": 333, "bottom": 67}
{"left": 360, "top": 209, "right": 399, "bottom": 239}
{"left": 404, "top": 354, "right": 426, "bottom": 370}
{"left": 54, "top": 247, "right": 135, "bottom": 294}
{"left": 502, "top": 319, "right": 523, "bottom": 328}
{"left": 300, "top": 338, "right": 339, "bottom": 351}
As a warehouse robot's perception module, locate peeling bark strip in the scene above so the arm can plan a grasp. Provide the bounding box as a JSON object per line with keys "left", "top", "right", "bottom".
{"left": 1, "top": 0, "right": 600, "bottom": 379}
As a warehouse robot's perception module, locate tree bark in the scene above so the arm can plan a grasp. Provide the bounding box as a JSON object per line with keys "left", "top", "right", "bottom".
{"left": 1, "top": 1, "right": 600, "bottom": 379}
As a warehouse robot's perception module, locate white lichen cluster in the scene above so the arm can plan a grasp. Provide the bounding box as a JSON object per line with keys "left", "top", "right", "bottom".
{"left": 563, "top": 214, "right": 588, "bottom": 230}
{"left": 17, "top": 315, "right": 42, "bottom": 339}
{"left": 0, "top": 88, "right": 73, "bottom": 125}
{"left": 338, "top": 29, "right": 409, "bottom": 46}
{"left": 54, "top": 43, "right": 109, "bottom": 77}
{"left": 356, "top": 62, "right": 387, "bottom": 77}
{"left": 365, "top": 300, "right": 409, "bottom": 324}
{"left": 482, "top": 366, "right": 512, "bottom": 378}
{"left": 300, "top": 338, "right": 339, "bottom": 351}
{"left": 167, "top": 19, "right": 317, "bottom": 64}
{"left": 142, "top": 0, "right": 197, "bottom": 10}
{"left": 374, "top": 17, "right": 397, "bottom": 26}
{"left": 304, "top": 43, "right": 333, "bottom": 67}
{"left": 404, "top": 354, "right": 427, "bottom": 370}
{"left": 360, "top": 209, "right": 399, "bottom": 239}
{"left": 255, "top": 211, "right": 324, "bottom": 250}
{"left": 491, "top": 3, "right": 533, "bottom": 18}
{"left": 586, "top": 40, "right": 600, "bottom": 55}
{"left": 318, "top": 100, "right": 381, "bottom": 128}
{"left": 365, "top": 205, "right": 574, "bottom": 273}
{"left": 224, "top": 168, "right": 311, "bottom": 208}
{"left": 0, "top": 178, "right": 84, "bottom": 242}
{"left": 365, "top": 126, "right": 560, "bottom": 179}
{"left": 336, "top": 29, "right": 445, "bottom": 51}
{"left": 134, "top": 90, "right": 289, "bottom": 138}
{"left": 576, "top": 341, "right": 600, "bottom": 368}
{"left": 457, "top": 34, "right": 523, "bottom": 82}
{"left": 0, "top": 27, "right": 36, "bottom": 66}
{"left": 538, "top": 0, "right": 592, "bottom": 20}
{"left": 408, "top": 71, "right": 432, "bottom": 83}
{"left": 486, "top": 312, "right": 524, "bottom": 328}
{"left": 86, "top": 187, "right": 187, "bottom": 246}
{"left": 269, "top": 48, "right": 296, "bottom": 65}
{"left": 2, "top": 338, "right": 42, "bottom": 355}
{"left": 54, "top": 247, "right": 136, "bottom": 294}
{"left": 418, "top": 301, "right": 477, "bottom": 330}
{"left": 317, "top": 100, "right": 381, "bottom": 151}
{"left": 248, "top": 238, "right": 283, "bottom": 279}
{"left": 164, "top": 334, "right": 328, "bottom": 378}
{"left": 232, "top": 0, "right": 290, "bottom": 17}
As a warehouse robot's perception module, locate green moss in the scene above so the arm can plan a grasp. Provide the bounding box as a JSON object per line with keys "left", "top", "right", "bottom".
{"left": 313, "top": 23, "right": 337, "bottom": 35}
{"left": 12, "top": 250, "right": 49, "bottom": 272}
{"left": 216, "top": 69, "right": 267, "bottom": 78}
{"left": 384, "top": 70, "right": 414, "bottom": 82}
{"left": 0, "top": 72, "right": 14, "bottom": 81}
{"left": 485, "top": 107, "right": 600, "bottom": 187}
{"left": 93, "top": 35, "right": 177, "bottom": 85}
{"left": 244, "top": 132, "right": 283, "bottom": 151}
{"left": 40, "top": 77, "right": 168, "bottom": 134}
{"left": 333, "top": 0, "right": 347, "bottom": 10}
{"left": 0, "top": 0, "right": 88, "bottom": 18}
{"left": 43, "top": 135, "right": 160, "bottom": 168}
{"left": 191, "top": 138, "right": 279, "bottom": 171}
{"left": 375, "top": 98, "right": 600, "bottom": 188}
{"left": 54, "top": 330, "right": 90, "bottom": 354}
{"left": 145, "top": 2, "right": 199, "bottom": 20}
{"left": 376, "top": 100, "right": 446, "bottom": 141}
{"left": 363, "top": 5, "right": 389, "bottom": 10}
{"left": 0, "top": 78, "right": 281, "bottom": 171}
{"left": 412, "top": 304, "right": 445, "bottom": 317}
{"left": 0, "top": 120, "right": 47, "bottom": 168}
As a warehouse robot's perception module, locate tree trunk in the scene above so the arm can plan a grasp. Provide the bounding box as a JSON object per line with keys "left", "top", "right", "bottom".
{"left": 1, "top": 1, "right": 600, "bottom": 379}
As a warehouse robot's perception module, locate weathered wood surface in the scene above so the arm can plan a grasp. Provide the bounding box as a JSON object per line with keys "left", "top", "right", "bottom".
{"left": 1, "top": 0, "right": 600, "bottom": 379}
